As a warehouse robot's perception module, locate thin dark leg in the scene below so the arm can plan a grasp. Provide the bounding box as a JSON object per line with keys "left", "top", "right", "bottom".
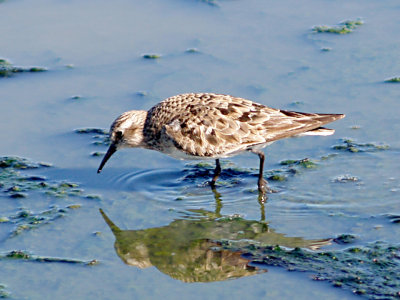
{"left": 250, "top": 150, "right": 267, "bottom": 188}
{"left": 250, "top": 149, "right": 272, "bottom": 200}
{"left": 211, "top": 159, "right": 221, "bottom": 186}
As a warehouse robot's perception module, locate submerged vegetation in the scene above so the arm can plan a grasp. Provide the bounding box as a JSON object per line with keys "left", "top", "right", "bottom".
{"left": 75, "top": 128, "right": 109, "bottom": 150}
{"left": 0, "top": 58, "right": 47, "bottom": 78}
{"left": 0, "top": 156, "right": 51, "bottom": 169}
{"left": 0, "top": 156, "right": 93, "bottom": 199}
{"left": 332, "top": 139, "right": 389, "bottom": 153}
{"left": 279, "top": 158, "right": 317, "bottom": 169}
{"left": 224, "top": 241, "right": 400, "bottom": 299}
{"left": 0, "top": 156, "right": 100, "bottom": 238}
{"left": 183, "top": 157, "right": 319, "bottom": 186}
{"left": 75, "top": 128, "right": 109, "bottom": 156}
{"left": 312, "top": 19, "right": 363, "bottom": 34}
{"left": 1, "top": 206, "right": 80, "bottom": 238}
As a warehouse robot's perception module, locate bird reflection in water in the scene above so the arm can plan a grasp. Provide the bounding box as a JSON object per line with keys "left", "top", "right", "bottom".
{"left": 100, "top": 196, "right": 330, "bottom": 283}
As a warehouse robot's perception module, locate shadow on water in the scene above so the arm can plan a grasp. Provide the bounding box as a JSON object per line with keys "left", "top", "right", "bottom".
{"left": 99, "top": 201, "right": 331, "bottom": 283}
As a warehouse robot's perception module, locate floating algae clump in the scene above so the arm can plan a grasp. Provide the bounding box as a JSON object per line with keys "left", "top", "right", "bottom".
{"left": 0, "top": 284, "right": 10, "bottom": 298}
{"left": 280, "top": 158, "right": 317, "bottom": 169}
{"left": 385, "top": 77, "right": 400, "bottom": 83}
{"left": 1, "top": 206, "right": 82, "bottom": 238}
{"left": 0, "top": 156, "right": 51, "bottom": 169}
{"left": 0, "top": 156, "right": 102, "bottom": 239}
{"left": 332, "top": 139, "right": 389, "bottom": 153}
{"left": 1, "top": 250, "right": 97, "bottom": 266}
{"left": 75, "top": 128, "right": 109, "bottom": 148}
{"left": 0, "top": 58, "right": 47, "bottom": 78}
{"left": 268, "top": 174, "right": 286, "bottom": 181}
{"left": 142, "top": 54, "right": 161, "bottom": 59}
{"left": 0, "top": 156, "right": 85, "bottom": 199}
{"left": 0, "top": 156, "right": 99, "bottom": 199}
{"left": 312, "top": 19, "right": 363, "bottom": 34}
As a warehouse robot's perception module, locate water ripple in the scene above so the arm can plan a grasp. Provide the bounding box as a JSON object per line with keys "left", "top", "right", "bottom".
{"left": 111, "top": 164, "right": 264, "bottom": 210}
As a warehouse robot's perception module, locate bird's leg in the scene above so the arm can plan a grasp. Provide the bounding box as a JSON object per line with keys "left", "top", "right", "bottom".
{"left": 210, "top": 159, "right": 221, "bottom": 187}
{"left": 250, "top": 149, "right": 273, "bottom": 198}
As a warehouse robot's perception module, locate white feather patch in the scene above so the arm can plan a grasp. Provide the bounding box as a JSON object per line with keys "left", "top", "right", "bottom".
{"left": 296, "top": 128, "right": 335, "bottom": 136}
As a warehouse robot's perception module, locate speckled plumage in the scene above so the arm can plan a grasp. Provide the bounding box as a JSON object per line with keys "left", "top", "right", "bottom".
{"left": 97, "top": 93, "right": 345, "bottom": 193}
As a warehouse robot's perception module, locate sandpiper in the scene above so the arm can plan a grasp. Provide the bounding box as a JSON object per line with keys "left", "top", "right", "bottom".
{"left": 97, "top": 93, "right": 344, "bottom": 193}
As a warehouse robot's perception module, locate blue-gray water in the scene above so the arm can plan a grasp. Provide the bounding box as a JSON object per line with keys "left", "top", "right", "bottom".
{"left": 1, "top": 0, "right": 400, "bottom": 299}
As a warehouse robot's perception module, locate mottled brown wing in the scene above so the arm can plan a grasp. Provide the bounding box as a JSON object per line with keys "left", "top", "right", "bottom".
{"left": 260, "top": 110, "right": 345, "bottom": 141}
{"left": 163, "top": 94, "right": 344, "bottom": 157}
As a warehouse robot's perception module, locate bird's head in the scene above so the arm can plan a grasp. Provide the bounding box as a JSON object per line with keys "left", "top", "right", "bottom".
{"left": 97, "top": 110, "right": 147, "bottom": 173}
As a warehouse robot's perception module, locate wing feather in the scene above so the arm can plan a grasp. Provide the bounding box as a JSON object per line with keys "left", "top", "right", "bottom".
{"left": 155, "top": 93, "right": 344, "bottom": 157}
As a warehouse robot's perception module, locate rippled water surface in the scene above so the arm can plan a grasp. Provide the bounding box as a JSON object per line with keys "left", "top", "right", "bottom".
{"left": 1, "top": 0, "right": 400, "bottom": 299}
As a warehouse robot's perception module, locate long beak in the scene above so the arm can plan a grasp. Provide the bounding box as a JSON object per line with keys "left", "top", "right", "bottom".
{"left": 97, "top": 143, "right": 117, "bottom": 173}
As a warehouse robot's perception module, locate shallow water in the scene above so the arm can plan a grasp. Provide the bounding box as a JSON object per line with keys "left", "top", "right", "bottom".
{"left": 1, "top": 0, "right": 400, "bottom": 299}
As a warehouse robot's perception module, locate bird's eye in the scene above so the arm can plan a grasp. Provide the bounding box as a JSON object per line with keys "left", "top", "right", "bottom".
{"left": 115, "top": 131, "right": 123, "bottom": 140}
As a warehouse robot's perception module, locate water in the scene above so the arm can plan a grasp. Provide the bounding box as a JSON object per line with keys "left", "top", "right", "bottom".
{"left": 1, "top": 0, "right": 400, "bottom": 299}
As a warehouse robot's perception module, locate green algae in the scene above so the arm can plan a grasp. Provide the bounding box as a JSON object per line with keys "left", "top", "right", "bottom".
{"left": 333, "top": 139, "right": 389, "bottom": 153}
{"left": 276, "top": 158, "right": 317, "bottom": 180}
{"left": 0, "top": 156, "right": 102, "bottom": 238}
{"left": 142, "top": 54, "right": 161, "bottom": 59}
{"left": 69, "top": 95, "right": 83, "bottom": 101}
{"left": 183, "top": 158, "right": 319, "bottom": 187}
{"left": 1, "top": 205, "right": 81, "bottom": 238}
{"left": 66, "top": 204, "right": 82, "bottom": 209}
{"left": 0, "top": 284, "right": 10, "bottom": 299}
{"left": 0, "top": 156, "right": 52, "bottom": 169}
{"left": 75, "top": 128, "right": 108, "bottom": 135}
{"left": 0, "top": 162, "right": 84, "bottom": 199}
{"left": 333, "top": 234, "right": 357, "bottom": 244}
{"left": 85, "top": 194, "right": 101, "bottom": 200}
{"left": 91, "top": 152, "right": 104, "bottom": 157}
{"left": 1, "top": 250, "right": 98, "bottom": 266}
{"left": 185, "top": 48, "right": 200, "bottom": 54}
{"left": 184, "top": 162, "right": 249, "bottom": 181}
{"left": 268, "top": 174, "right": 286, "bottom": 181}
{"left": 0, "top": 58, "right": 47, "bottom": 78}
{"left": 280, "top": 158, "right": 317, "bottom": 168}
{"left": 385, "top": 77, "right": 400, "bottom": 83}
{"left": 75, "top": 128, "right": 109, "bottom": 148}
{"left": 312, "top": 19, "right": 363, "bottom": 34}
{"left": 223, "top": 241, "right": 400, "bottom": 299}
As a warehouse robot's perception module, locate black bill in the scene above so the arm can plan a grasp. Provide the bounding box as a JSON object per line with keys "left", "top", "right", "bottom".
{"left": 97, "top": 143, "right": 117, "bottom": 173}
